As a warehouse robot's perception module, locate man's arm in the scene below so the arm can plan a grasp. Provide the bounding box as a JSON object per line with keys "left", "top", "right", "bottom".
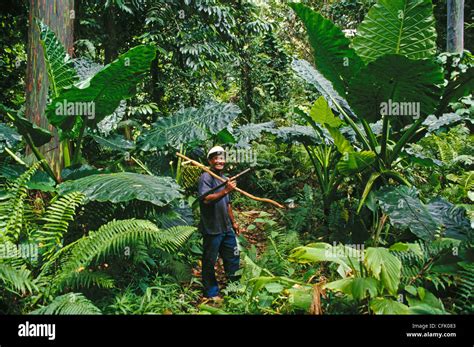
{"left": 228, "top": 203, "right": 239, "bottom": 234}
{"left": 202, "top": 180, "right": 236, "bottom": 204}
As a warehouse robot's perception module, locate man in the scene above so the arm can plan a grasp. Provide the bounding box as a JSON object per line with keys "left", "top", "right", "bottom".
{"left": 198, "top": 146, "right": 240, "bottom": 300}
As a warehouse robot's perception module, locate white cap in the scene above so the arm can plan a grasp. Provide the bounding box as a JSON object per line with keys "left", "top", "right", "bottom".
{"left": 207, "top": 146, "right": 225, "bottom": 158}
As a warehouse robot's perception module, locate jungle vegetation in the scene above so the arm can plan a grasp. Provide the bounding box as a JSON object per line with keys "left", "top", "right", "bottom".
{"left": 0, "top": 0, "right": 472, "bottom": 315}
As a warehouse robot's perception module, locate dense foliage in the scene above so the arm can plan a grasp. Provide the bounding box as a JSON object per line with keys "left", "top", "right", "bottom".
{"left": 0, "top": 0, "right": 472, "bottom": 315}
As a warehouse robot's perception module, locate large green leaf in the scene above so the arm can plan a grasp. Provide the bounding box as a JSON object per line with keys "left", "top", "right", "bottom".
{"left": 350, "top": 277, "right": 379, "bottom": 300}
{"left": 370, "top": 298, "right": 409, "bottom": 314}
{"left": 291, "top": 59, "right": 355, "bottom": 117}
{"left": 38, "top": 20, "right": 78, "bottom": 96}
{"left": 327, "top": 126, "right": 353, "bottom": 154}
{"left": 422, "top": 113, "right": 463, "bottom": 133}
{"left": 310, "top": 96, "right": 343, "bottom": 128}
{"left": 58, "top": 172, "right": 182, "bottom": 206}
{"left": 47, "top": 45, "right": 157, "bottom": 131}
{"left": 348, "top": 55, "right": 444, "bottom": 123}
{"left": 288, "top": 243, "right": 334, "bottom": 264}
{"left": 323, "top": 278, "right": 353, "bottom": 294}
{"left": 402, "top": 147, "right": 443, "bottom": 167}
{"left": 353, "top": 0, "right": 437, "bottom": 63}
{"left": 269, "top": 125, "right": 322, "bottom": 146}
{"left": 406, "top": 288, "right": 446, "bottom": 314}
{"left": 336, "top": 151, "right": 376, "bottom": 176}
{"left": 0, "top": 105, "right": 52, "bottom": 147}
{"left": 357, "top": 172, "right": 382, "bottom": 213}
{"left": 365, "top": 247, "right": 402, "bottom": 295}
{"left": 139, "top": 103, "right": 241, "bottom": 151}
{"left": 0, "top": 123, "right": 22, "bottom": 152}
{"left": 89, "top": 133, "right": 135, "bottom": 152}
{"left": 0, "top": 164, "right": 55, "bottom": 192}
{"left": 287, "top": 286, "right": 313, "bottom": 311}
{"left": 376, "top": 185, "right": 440, "bottom": 240}
{"left": 447, "top": 171, "right": 474, "bottom": 193}
{"left": 427, "top": 198, "right": 472, "bottom": 241}
{"left": 289, "top": 242, "right": 362, "bottom": 278}
{"left": 233, "top": 122, "right": 275, "bottom": 148}
{"left": 289, "top": 3, "right": 363, "bottom": 97}
{"left": 325, "top": 277, "right": 379, "bottom": 300}
{"left": 60, "top": 164, "right": 101, "bottom": 181}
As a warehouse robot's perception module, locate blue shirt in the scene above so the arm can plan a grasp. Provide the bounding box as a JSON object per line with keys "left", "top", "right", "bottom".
{"left": 198, "top": 172, "right": 232, "bottom": 235}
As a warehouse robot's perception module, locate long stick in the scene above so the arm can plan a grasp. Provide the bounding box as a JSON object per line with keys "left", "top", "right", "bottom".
{"left": 198, "top": 168, "right": 252, "bottom": 200}
{"left": 176, "top": 152, "right": 285, "bottom": 209}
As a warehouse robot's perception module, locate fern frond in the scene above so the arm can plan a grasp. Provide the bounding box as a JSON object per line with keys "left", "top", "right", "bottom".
{"left": 0, "top": 263, "right": 37, "bottom": 294}
{"left": 434, "top": 136, "right": 457, "bottom": 164}
{"left": 53, "top": 219, "right": 195, "bottom": 288}
{"left": 57, "top": 270, "right": 115, "bottom": 291}
{"left": 152, "top": 225, "right": 196, "bottom": 253}
{"left": 455, "top": 262, "right": 474, "bottom": 313}
{"left": 0, "top": 162, "right": 41, "bottom": 240}
{"left": 30, "top": 293, "right": 101, "bottom": 315}
{"left": 34, "top": 192, "right": 85, "bottom": 262}
{"left": 0, "top": 240, "right": 39, "bottom": 270}
{"left": 394, "top": 240, "right": 456, "bottom": 290}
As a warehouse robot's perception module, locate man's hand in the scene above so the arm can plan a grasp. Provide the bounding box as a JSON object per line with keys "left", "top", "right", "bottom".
{"left": 224, "top": 179, "right": 237, "bottom": 193}
{"left": 232, "top": 223, "right": 240, "bottom": 235}
{"left": 203, "top": 179, "right": 236, "bottom": 204}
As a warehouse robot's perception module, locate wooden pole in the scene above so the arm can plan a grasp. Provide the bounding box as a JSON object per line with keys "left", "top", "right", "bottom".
{"left": 176, "top": 152, "right": 285, "bottom": 209}
{"left": 447, "top": 0, "right": 464, "bottom": 53}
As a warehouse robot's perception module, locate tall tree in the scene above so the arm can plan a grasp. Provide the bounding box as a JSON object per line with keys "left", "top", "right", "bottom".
{"left": 447, "top": 0, "right": 464, "bottom": 52}
{"left": 25, "top": 0, "right": 75, "bottom": 178}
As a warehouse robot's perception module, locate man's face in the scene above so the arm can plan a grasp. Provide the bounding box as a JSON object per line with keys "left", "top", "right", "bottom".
{"left": 208, "top": 154, "right": 225, "bottom": 171}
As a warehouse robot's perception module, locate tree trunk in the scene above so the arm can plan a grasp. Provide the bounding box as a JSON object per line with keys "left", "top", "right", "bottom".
{"left": 104, "top": 4, "right": 118, "bottom": 64}
{"left": 447, "top": 0, "right": 464, "bottom": 52}
{"left": 241, "top": 57, "right": 254, "bottom": 122}
{"left": 25, "top": 0, "right": 75, "bottom": 179}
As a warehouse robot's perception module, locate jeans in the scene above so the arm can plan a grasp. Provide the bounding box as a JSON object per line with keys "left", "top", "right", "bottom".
{"left": 202, "top": 229, "right": 240, "bottom": 297}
